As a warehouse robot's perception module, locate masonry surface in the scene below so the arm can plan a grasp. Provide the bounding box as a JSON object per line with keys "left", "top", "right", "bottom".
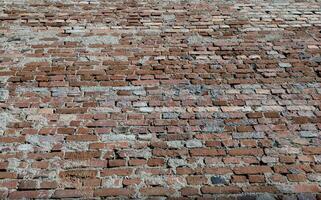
{"left": 0, "top": 0, "right": 321, "bottom": 199}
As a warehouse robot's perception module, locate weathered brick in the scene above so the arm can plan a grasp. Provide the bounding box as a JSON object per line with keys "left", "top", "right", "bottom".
{"left": 190, "top": 148, "right": 226, "bottom": 157}
{"left": 201, "top": 186, "right": 241, "bottom": 194}
{"left": 53, "top": 189, "right": 93, "bottom": 198}
{"left": 140, "top": 187, "right": 175, "bottom": 196}
{"left": 59, "top": 170, "right": 97, "bottom": 178}
{"left": 9, "top": 191, "right": 50, "bottom": 199}
{"left": 101, "top": 168, "right": 133, "bottom": 176}
{"left": 228, "top": 148, "right": 264, "bottom": 156}
{"left": 294, "top": 184, "right": 321, "bottom": 193}
{"left": 303, "top": 147, "right": 321, "bottom": 155}
{"left": 147, "top": 158, "right": 165, "bottom": 166}
{"left": 94, "top": 188, "right": 134, "bottom": 197}
{"left": 186, "top": 176, "right": 207, "bottom": 185}
{"left": 180, "top": 187, "right": 199, "bottom": 196}
{"left": 233, "top": 166, "right": 272, "bottom": 174}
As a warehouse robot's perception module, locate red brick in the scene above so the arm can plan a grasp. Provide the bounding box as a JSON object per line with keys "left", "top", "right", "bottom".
{"left": 57, "top": 128, "right": 75, "bottom": 134}
{"left": 242, "top": 186, "right": 278, "bottom": 193}
{"left": 263, "top": 112, "right": 280, "bottom": 118}
{"left": 190, "top": 148, "right": 226, "bottom": 156}
{"left": 294, "top": 184, "right": 321, "bottom": 193}
{"left": 108, "top": 159, "right": 127, "bottom": 167}
{"left": 236, "top": 125, "right": 254, "bottom": 132}
{"left": 40, "top": 181, "right": 57, "bottom": 189}
{"left": 59, "top": 170, "right": 97, "bottom": 178}
{"left": 233, "top": 166, "right": 272, "bottom": 174}
{"left": 201, "top": 186, "right": 241, "bottom": 194}
{"left": 292, "top": 117, "right": 311, "bottom": 124}
{"left": 0, "top": 172, "right": 17, "bottom": 179}
{"left": 147, "top": 158, "right": 165, "bottom": 166}
{"left": 287, "top": 174, "right": 307, "bottom": 182}
{"left": 101, "top": 168, "right": 133, "bottom": 176}
{"left": 66, "top": 135, "right": 98, "bottom": 141}
{"left": 228, "top": 148, "right": 263, "bottom": 156}
{"left": 123, "top": 178, "right": 141, "bottom": 186}
{"left": 94, "top": 188, "right": 134, "bottom": 197}
{"left": 249, "top": 175, "right": 265, "bottom": 183}
{"left": 247, "top": 112, "right": 263, "bottom": 118}
{"left": 128, "top": 159, "right": 147, "bottom": 166}
{"left": 0, "top": 162, "right": 8, "bottom": 170}
{"left": 280, "top": 156, "right": 295, "bottom": 163}
{"left": 83, "top": 179, "right": 101, "bottom": 188}
{"left": 0, "top": 180, "right": 18, "bottom": 189}
{"left": 18, "top": 180, "right": 38, "bottom": 189}
{"left": 140, "top": 187, "right": 175, "bottom": 196}
{"left": 53, "top": 189, "right": 93, "bottom": 198}
{"left": 65, "top": 151, "right": 100, "bottom": 160}
{"left": 186, "top": 176, "right": 207, "bottom": 185}
{"left": 9, "top": 191, "right": 50, "bottom": 199}
{"left": 232, "top": 175, "right": 247, "bottom": 183}
{"left": 303, "top": 147, "right": 321, "bottom": 154}
{"left": 180, "top": 187, "right": 199, "bottom": 196}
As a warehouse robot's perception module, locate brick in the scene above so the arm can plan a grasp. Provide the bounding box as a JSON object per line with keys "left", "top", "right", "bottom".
{"left": 236, "top": 125, "right": 254, "bottom": 132}
{"left": 0, "top": 180, "right": 18, "bottom": 189}
{"left": 303, "top": 147, "right": 321, "bottom": 155}
{"left": 59, "top": 170, "right": 97, "bottom": 178}
{"left": 263, "top": 112, "right": 280, "bottom": 118}
{"left": 242, "top": 186, "right": 278, "bottom": 193}
{"left": 228, "top": 148, "right": 264, "bottom": 156}
{"left": 128, "top": 159, "right": 147, "bottom": 166}
{"left": 270, "top": 174, "right": 287, "bottom": 183}
{"left": 293, "top": 117, "right": 311, "bottom": 124}
{"left": 247, "top": 112, "right": 263, "bottom": 118}
{"left": 232, "top": 175, "right": 247, "bottom": 183}
{"left": 280, "top": 156, "right": 295, "bottom": 163}
{"left": 87, "top": 120, "right": 117, "bottom": 127}
{"left": 40, "top": 181, "right": 57, "bottom": 189}
{"left": 65, "top": 151, "right": 100, "bottom": 160}
{"left": 186, "top": 176, "right": 207, "bottom": 185}
{"left": 287, "top": 174, "right": 307, "bottom": 182}
{"left": 18, "top": 180, "right": 38, "bottom": 189}
{"left": 249, "top": 175, "right": 265, "bottom": 183}
{"left": 201, "top": 186, "right": 241, "bottom": 194}
{"left": 94, "top": 188, "right": 134, "bottom": 197}
{"left": 123, "top": 178, "right": 141, "bottom": 186}
{"left": 9, "top": 191, "right": 50, "bottom": 199}
{"left": 53, "top": 189, "right": 93, "bottom": 198}
{"left": 0, "top": 172, "right": 17, "bottom": 179}
{"left": 147, "top": 158, "right": 165, "bottom": 166}
{"left": 180, "top": 187, "right": 199, "bottom": 196}
{"left": 190, "top": 148, "right": 226, "bottom": 156}
{"left": 233, "top": 166, "right": 272, "bottom": 174}
{"left": 108, "top": 159, "right": 127, "bottom": 167}
{"left": 140, "top": 187, "right": 175, "bottom": 196}
{"left": 101, "top": 168, "right": 133, "bottom": 176}
{"left": 294, "top": 184, "right": 321, "bottom": 193}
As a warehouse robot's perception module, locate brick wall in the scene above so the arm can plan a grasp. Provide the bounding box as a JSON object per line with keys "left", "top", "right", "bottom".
{"left": 0, "top": 0, "right": 321, "bottom": 199}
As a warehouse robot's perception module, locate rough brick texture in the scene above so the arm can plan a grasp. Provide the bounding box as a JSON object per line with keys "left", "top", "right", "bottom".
{"left": 0, "top": 0, "right": 321, "bottom": 199}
